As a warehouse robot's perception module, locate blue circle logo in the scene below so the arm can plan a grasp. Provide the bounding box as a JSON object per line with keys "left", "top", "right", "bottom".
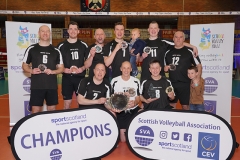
{"left": 204, "top": 77, "right": 218, "bottom": 93}
{"left": 135, "top": 126, "right": 154, "bottom": 146}
{"left": 22, "top": 77, "right": 31, "bottom": 93}
{"left": 50, "top": 149, "right": 62, "bottom": 160}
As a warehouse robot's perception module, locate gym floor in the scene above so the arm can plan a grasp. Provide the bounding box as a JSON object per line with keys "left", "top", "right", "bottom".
{"left": 0, "top": 79, "right": 239, "bottom": 160}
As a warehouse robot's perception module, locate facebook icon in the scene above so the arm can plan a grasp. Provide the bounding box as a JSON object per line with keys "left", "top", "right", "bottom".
{"left": 184, "top": 133, "right": 192, "bottom": 142}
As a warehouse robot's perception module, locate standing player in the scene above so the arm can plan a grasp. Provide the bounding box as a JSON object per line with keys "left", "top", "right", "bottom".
{"left": 139, "top": 21, "right": 198, "bottom": 82}
{"left": 22, "top": 25, "right": 64, "bottom": 113}
{"left": 104, "top": 22, "right": 130, "bottom": 79}
{"left": 77, "top": 63, "right": 111, "bottom": 108}
{"left": 84, "top": 28, "right": 108, "bottom": 79}
{"left": 57, "top": 21, "right": 88, "bottom": 109}
{"left": 140, "top": 60, "right": 174, "bottom": 110}
{"left": 111, "top": 61, "right": 141, "bottom": 142}
{"left": 164, "top": 31, "right": 202, "bottom": 110}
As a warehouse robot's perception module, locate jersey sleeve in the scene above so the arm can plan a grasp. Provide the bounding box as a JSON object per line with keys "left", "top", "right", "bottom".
{"left": 103, "top": 42, "right": 112, "bottom": 57}
{"left": 161, "top": 38, "right": 174, "bottom": 50}
{"left": 22, "top": 45, "right": 34, "bottom": 64}
{"left": 110, "top": 78, "right": 118, "bottom": 93}
{"left": 105, "top": 80, "right": 112, "bottom": 98}
{"left": 140, "top": 80, "right": 147, "bottom": 95}
{"left": 55, "top": 48, "right": 63, "bottom": 64}
{"left": 164, "top": 49, "right": 171, "bottom": 66}
{"left": 187, "top": 48, "right": 201, "bottom": 65}
{"left": 77, "top": 78, "right": 88, "bottom": 96}
{"left": 135, "top": 78, "right": 141, "bottom": 96}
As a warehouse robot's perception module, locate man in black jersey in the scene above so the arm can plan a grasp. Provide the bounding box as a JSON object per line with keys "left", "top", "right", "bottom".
{"left": 84, "top": 28, "right": 109, "bottom": 79}
{"left": 77, "top": 63, "right": 111, "bottom": 109}
{"left": 22, "top": 25, "right": 64, "bottom": 113}
{"left": 103, "top": 22, "right": 130, "bottom": 79}
{"left": 57, "top": 21, "right": 88, "bottom": 109}
{"left": 139, "top": 21, "right": 198, "bottom": 82}
{"left": 164, "top": 31, "right": 202, "bottom": 110}
{"left": 140, "top": 60, "right": 174, "bottom": 110}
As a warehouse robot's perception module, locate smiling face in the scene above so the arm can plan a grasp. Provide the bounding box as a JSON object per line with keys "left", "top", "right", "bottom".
{"left": 94, "top": 28, "right": 105, "bottom": 45}
{"left": 173, "top": 31, "right": 185, "bottom": 48}
{"left": 38, "top": 25, "right": 50, "bottom": 42}
{"left": 94, "top": 63, "right": 106, "bottom": 81}
{"left": 68, "top": 24, "right": 79, "bottom": 39}
{"left": 188, "top": 69, "right": 198, "bottom": 80}
{"left": 120, "top": 61, "right": 132, "bottom": 78}
{"left": 114, "top": 24, "right": 125, "bottom": 40}
{"left": 148, "top": 22, "right": 160, "bottom": 38}
{"left": 149, "top": 62, "right": 161, "bottom": 78}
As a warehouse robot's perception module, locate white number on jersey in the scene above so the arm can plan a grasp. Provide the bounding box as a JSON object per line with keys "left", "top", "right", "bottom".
{"left": 150, "top": 49, "right": 157, "bottom": 57}
{"left": 71, "top": 51, "right": 79, "bottom": 60}
{"left": 93, "top": 93, "right": 98, "bottom": 100}
{"left": 43, "top": 55, "right": 48, "bottom": 64}
{"left": 155, "top": 90, "right": 160, "bottom": 98}
{"left": 172, "top": 57, "right": 180, "bottom": 65}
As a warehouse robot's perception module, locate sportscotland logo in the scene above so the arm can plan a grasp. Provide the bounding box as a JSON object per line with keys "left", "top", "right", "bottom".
{"left": 204, "top": 77, "right": 218, "bottom": 94}
{"left": 199, "top": 28, "right": 211, "bottom": 50}
{"left": 50, "top": 149, "right": 62, "bottom": 160}
{"left": 204, "top": 100, "right": 217, "bottom": 114}
{"left": 197, "top": 132, "right": 220, "bottom": 159}
{"left": 134, "top": 126, "right": 154, "bottom": 151}
{"left": 17, "top": 26, "right": 29, "bottom": 49}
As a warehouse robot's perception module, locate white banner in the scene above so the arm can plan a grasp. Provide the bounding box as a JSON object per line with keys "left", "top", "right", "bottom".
{"left": 127, "top": 110, "right": 236, "bottom": 160}
{"left": 190, "top": 23, "right": 234, "bottom": 123}
{"left": 10, "top": 108, "right": 119, "bottom": 160}
{"left": 6, "top": 21, "right": 51, "bottom": 125}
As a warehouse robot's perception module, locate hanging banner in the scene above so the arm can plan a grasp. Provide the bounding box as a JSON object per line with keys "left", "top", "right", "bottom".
{"left": 127, "top": 110, "right": 236, "bottom": 160}
{"left": 81, "top": 0, "right": 110, "bottom": 12}
{"left": 190, "top": 23, "right": 234, "bottom": 123}
{"left": 77, "top": 29, "right": 93, "bottom": 38}
{"left": 5, "top": 21, "right": 51, "bottom": 126}
{"left": 10, "top": 107, "right": 119, "bottom": 160}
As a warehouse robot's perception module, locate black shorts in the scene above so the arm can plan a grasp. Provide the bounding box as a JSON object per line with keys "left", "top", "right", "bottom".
{"left": 116, "top": 106, "right": 140, "bottom": 129}
{"left": 62, "top": 75, "right": 84, "bottom": 100}
{"left": 30, "top": 89, "right": 58, "bottom": 106}
{"left": 171, "top": 82, "right": 190, "bottom": 105}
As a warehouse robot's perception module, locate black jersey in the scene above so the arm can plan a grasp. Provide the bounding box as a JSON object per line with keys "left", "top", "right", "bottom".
{"left": 141, "top": 38, "right": 174, "bottom": 81}
{"left": 77, "top": 77, "right": 111, "bottom": 101}
{"left": 57, "top": 39, "right": 88, "bottom": 77}
{"left": 140, "top": 77, "right": 173, "bottom": 110}
{"left": 103, "top": 40, "right": 130, "bottom": 78}
{"left": 22, "top": 43, "right": 63, "bottom": 89}
{"left": 85, "top": 43, "right": 108, "bottom": 78}
{"left": 164, "top": 46, "right": 201, "bottom": 83}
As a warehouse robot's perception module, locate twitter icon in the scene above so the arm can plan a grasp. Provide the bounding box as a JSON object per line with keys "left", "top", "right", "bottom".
{"left": 171, "top": 132, "right": 180, "bottom": 140}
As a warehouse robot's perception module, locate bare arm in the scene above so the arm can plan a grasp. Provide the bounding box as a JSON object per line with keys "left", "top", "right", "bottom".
{"left": 22, "top": 62, "right": 40, "bottom": 74}
{"left": 84, "top": 47, "right": 96, "bottom": 69}
{"left": 104, "top": 43, "right": 121, "bottom": 67}
{"left": 196, "top": 63, "right": 202, "bottom": 78}
{"left": 77, "top": 94, "right": 106, "bottom": 106}
{"left": 44, "top": 64, "right": 64, "bottom": 75}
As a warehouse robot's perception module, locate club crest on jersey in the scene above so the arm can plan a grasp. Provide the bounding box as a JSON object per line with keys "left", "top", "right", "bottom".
{"left": 81, "top": 0, "right": 110, "bottom": 12}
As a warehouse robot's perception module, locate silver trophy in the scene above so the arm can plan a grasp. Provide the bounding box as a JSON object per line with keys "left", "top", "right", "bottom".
{"left": 95, "top": 45, "right": 102, "bottom": 53}
{"left": 128, "top": 88, "right": 136, "bottom": 100}
{"left": 106, "top": 93, "right": 129, "bottom": 111}
{"left": 38, "top": 64, "right": 47, "bottom": 73}
{"left": 165, "top": 86, "right": 174, "bottom": 94}
{"left": 70, "top": 66, "right": 78, "bottom": 74}
{"left": 143, "top": 46, "right": 151, "bottom": 54}
{"left": 169, "top": 64, "right": 176, "bottom": 71}
{"left": 121, "top": 41, "right": 128, "bottom": 50}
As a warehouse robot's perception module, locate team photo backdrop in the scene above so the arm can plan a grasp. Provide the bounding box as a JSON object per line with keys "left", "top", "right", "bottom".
{"left": 127, "top": 110, "right": 236, "bottom": 160}
{"left": 190, "top": 23, "right": 235, "bottom": 123}
{"left": 10, "top": 107, "right": 119, "bottom": 160}
{"left": 6, "top": 21, "right": 51, "bottom": 125}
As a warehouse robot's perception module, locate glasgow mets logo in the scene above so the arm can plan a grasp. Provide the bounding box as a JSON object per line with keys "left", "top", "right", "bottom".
{"left": 17, "top": 26, "right": 29, "bottom": 49}
{"left": 199, "top": 28, "right": 211, "bottom": 50}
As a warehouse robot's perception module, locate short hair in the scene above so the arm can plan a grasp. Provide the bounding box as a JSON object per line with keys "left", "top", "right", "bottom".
{"left": 174, "top": 31, "right": 185, "bottom": 40}
{"left": 188, "top": 66, "right": 198, "bottom": 72}
{"left": 68, "top": 21, "right": 79, "bottom": 29}
{"left": 94, "top": 62, "right": 106, "bottom": 69}
{"left": 132, "top": 28, "right": 140, "bottom": 33}
{"left": 149, "top": 59, "right": 161, "bottom": 67}
{"left": 149, "top": 21, "right": 159, "bottom": 28}
{"left": 114, "top": 22, "right": 124, "bottom": 29}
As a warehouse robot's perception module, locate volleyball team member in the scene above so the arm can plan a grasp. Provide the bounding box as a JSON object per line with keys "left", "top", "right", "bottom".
{"left": 140, "top": 60, "right": 174, "bottom": 110}
{"left": 139, "top": 21, "right": 198, "bottom": 82}
{"left": 77, "top": 63, "right": 111, "bottom": 109}
{"left": 111, "top": 61, "right": 141, "bottom": 142}
{"left": 84, "top": 28, "right": 109, "bottom": 79}
{"left": 57, "top": 21, "right": 88, "bottom": 109}
{"left": 104, "top": 22, "right": 130, "bottom": 79}
{"left": 164, "top": 31, "right": 202, "bottom": 110}
{"left": 22, "top": 25, "right": 64, "bottom": 113}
